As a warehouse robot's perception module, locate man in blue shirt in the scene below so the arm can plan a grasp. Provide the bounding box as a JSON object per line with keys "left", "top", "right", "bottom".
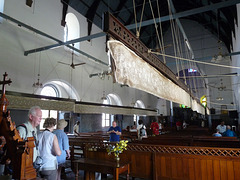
{"left": 223, "top": 125, "right": 237, "bottom": 137}
{"left": 107, "top": 121, "right": 121, "bottom": 142}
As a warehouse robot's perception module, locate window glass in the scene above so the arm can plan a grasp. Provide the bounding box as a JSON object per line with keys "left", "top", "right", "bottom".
{"left": 40, "top": 110, "right": 58, "bottom": 130}
{"left": 40, "top": 85, "right": 58, "bottom": 97}
{"left": 64, "top": 13, "right": 80, "bottom": 50}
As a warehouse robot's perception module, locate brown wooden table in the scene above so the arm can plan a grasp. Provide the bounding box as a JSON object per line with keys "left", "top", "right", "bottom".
{"left": 73, "top": 158, "right": 130, "bottom": 180}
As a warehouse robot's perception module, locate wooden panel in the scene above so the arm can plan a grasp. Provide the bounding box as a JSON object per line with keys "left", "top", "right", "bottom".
{"left": 189, "top": 159, "right": 195, "bottom": 180}
{"left": 166, "top": 156, "right": 172, "bottom": 178}
{"left": 213, "top": 160, "right": 220, "bottom": 180}
{"left": 176, "top": 157, "right": 183, "bottom": 178}
{"left": 171, "top": 157, "right": 178, "bottom": 178}
{"left": 200, "top": 159, "right": 207, "bottom": 180}
{"left": 226, "top": 161, "right": 234, "bottom": 180}
{"left": 206, "top": 160, "right": 213, "bottom": 180}
{"left": 182, "top": 158, "right": 189, "bottom": 179}
{"left": 233, "top": 161, "right": 240, "bottom": 180}
{"left": 160, "top": 156, "right": 167, "bottom": 177}
{"left": 128, "top": 151, "right": 152, "bottom": 179}
{"left": 194, "top": 159, "right": 202, "bottom": 180}
{"left": 220, "top": 160, "right": 227, "bottom": 180}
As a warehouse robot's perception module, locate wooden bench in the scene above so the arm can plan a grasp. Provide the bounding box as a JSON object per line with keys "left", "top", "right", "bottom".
{"left": 192, "top": 136, "right": 240, "bottom": 148}
{"left": 132, "top": 135, "right": 240, "bottom": 148}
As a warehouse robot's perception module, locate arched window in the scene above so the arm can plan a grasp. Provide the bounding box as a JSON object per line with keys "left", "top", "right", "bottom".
{"left": 134, "top": 100, "right": 145, "bottom": 124}
{"left": 64, "top": 13, "right": 80, "bottom": 50}
{"left": 101, "top": 93, "right": 122, "bottom": 127}
{"left": 40, "top": 84, "right": 59, "bottom": 97}
{"left": 0, "top": 0, "right": 4, "bottom": 23}
{"left": 38, "top": 80, "right": 79, "bottom": 100}
{"left": 102, "top": 97, "right": 111, "bottom": 127}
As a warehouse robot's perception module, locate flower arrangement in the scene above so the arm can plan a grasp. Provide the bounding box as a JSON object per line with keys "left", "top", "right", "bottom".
{"left": 106, "top": 140, "right": 128, "bottom": 159}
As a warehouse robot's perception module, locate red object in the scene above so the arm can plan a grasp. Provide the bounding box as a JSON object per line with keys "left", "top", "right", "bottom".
{"left": 176, "top": 121, "right": 182, "bottom": 126}
{"left": 150, "top": 122, "right": 159, "bottom": 135}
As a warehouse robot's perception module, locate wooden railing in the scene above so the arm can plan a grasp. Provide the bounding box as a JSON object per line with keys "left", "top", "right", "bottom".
{"left": 79, "top": 142, "right": 240, "bottom": 180}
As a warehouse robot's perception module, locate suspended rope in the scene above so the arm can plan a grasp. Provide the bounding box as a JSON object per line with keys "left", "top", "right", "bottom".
{"left": 166, "top": 0, "right": 179, "bottom": 75}
{"left": 149, "top": 51, "right": 240, "bottom": 70}
{"left": 148, "top": 0, "right": 166, "bottom": 64}
{"left": 156, "top": 0, "right": 166, "bottom": 64}
{"left": 132, "top": 0, "right": 138, "bottom": 37}
{"left": 132, "top": 0, "right": 146, "bottom": 38}
{"left": 138, "top": 0, "right": 146, "bottom": 37}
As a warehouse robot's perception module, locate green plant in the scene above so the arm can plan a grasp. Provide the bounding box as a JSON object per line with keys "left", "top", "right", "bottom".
{"left": 106, "top": 140, "right": 128, "bottom": 157}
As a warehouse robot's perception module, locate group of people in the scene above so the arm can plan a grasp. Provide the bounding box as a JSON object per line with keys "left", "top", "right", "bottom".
{"left": 17, "top": 106, "right": 70, "bottom": 180}
{"left": 213, "top": 121, "right": 237, "bottom": 137}
{"left": 107, "top": 120, "right": 148, "bottom": 142}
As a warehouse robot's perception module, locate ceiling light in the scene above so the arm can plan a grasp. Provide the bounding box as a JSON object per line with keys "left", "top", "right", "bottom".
{"left": 32, "top": 74, "right": 43, "bottom": 88}
{"left": 101, "top": 91, "right": 107, "bottom": 100}
{"left": 216, "top": 97, "right": 223, "bottom": 101}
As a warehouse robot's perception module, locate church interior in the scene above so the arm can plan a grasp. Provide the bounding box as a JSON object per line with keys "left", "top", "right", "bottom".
{"left": 1, "top": 0, "right": 240, "bottom": 179}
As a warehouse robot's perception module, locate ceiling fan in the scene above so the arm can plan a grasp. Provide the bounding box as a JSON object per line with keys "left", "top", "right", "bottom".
{"left": 58, "top": 44, "right": 85, "bottom": 69}
{"left": 208, "top": 79, "right": 233, "bottom": 91}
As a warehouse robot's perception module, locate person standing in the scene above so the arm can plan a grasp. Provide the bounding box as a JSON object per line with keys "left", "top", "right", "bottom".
{"left": 73, "top": 121, "right": 80, "bottom": 136}
{"left": 216, "top": 121, "right": 226, "bottom": 134}
{"left": 17, "top": 106, "right": 42, "bottom": 162}
{"left": 150, "top": 118, "right": 159, "bottom": 136}
{"left": 38, "top": 118, "right": 61, "bottom": 180}
{"left": 137, "top": 119, "right": 147, "bottom": 140}
{"left": 107, "top": 121, "right": 122, "bottom": 142}
{"left": 53, "top": 119, "right": 70, "bottom": 180}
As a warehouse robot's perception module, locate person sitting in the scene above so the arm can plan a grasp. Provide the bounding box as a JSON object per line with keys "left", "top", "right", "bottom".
{"left": 216, "top": 121, "right": 226, "bottom": 134}
{"left": 176, "top": 121, "right": 182, "bottom": 131}
{"left": 150, "top": 118, "right": 159, "bottom": 136}
{"left": 73, "top": 121, "right": 80, "bottom": 136}
{"left": 182, "top": 121, "right": 188, "bottom": 129}
{"left": 222, "top": 125, "right": 237, "bottom": 137}
{"left": 212, "top": 129, "right": 222, "bottom": 137}
{"left": 137, "top": 119, "right": 147, "bottom": 140}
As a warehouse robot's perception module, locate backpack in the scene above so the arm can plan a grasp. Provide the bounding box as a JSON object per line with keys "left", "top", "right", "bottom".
{"left": 140, "top": 126, "right": 146, "bottom": 137}
{"left": 17, "top": 124, "right": 28, "bottom": 140}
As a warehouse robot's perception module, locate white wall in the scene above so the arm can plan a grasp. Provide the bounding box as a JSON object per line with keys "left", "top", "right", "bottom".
{"left": 0, "top": 0, "right": 165, "bottom": 114}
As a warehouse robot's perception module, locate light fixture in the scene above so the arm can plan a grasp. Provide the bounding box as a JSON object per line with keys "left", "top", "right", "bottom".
{"left": 101, "top": 91, "right": 107, "bottom": 100}
{"left": 32, "top": 74, "right": 43, "bottom": 88}
{"left": 33, "top": 52, "right": 43, "bottom": 88}
{"left": 216, "top": 97, "right": 223, "bottom": 101}
{"left": 131, "top": 98, "right": 135, "bottom": 106}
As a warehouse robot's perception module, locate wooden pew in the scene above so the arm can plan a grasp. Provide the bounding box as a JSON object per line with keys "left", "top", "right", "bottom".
{"left": 121, "top": 131, "right": 138, "bottom": 141}
{"left": 192, "top": 136, "right": 240, "bottom": 148}
{"left": 134, "top": 135, "right": 193, "bottom": 146}
{"left": 132, "top": 135, "right": 240, "bottom": 148}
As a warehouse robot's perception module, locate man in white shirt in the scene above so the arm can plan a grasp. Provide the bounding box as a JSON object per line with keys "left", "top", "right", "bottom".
{"left": 216, "top": 121, "right": 226, "bottom": 134}
{"left": 17, "top": 106, "right": 42, "bottom": 162}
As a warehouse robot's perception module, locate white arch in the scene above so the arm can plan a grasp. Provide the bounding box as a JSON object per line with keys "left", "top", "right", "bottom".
{"left": 37, "top": 80, "right": 80, "bottom": 101}
{"left": 134, "top": 100, "right": 145, "bottom": 108}
{"left": 106, "top": 93, "right": 123, "bottom": 106}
